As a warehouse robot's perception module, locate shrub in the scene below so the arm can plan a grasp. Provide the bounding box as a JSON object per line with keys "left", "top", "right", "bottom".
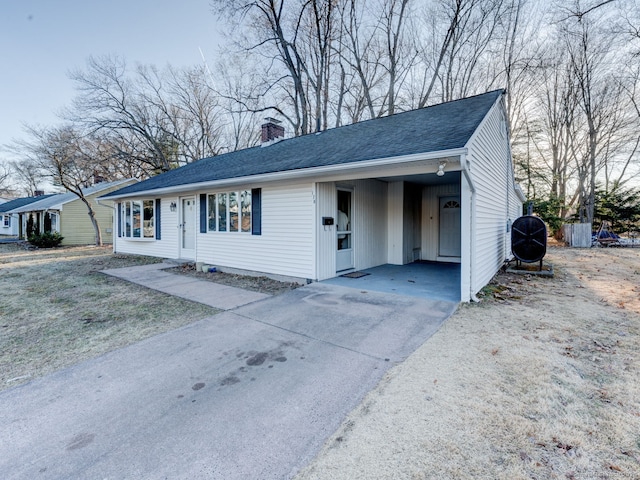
{"left": 26, "top": 213, "right": 36, "bottom": 237}
{"left": 44, "top": 212, "right": 52, "bottom": 233}
{"left": 28, "top": 232, "right": 64, "bottom": 248}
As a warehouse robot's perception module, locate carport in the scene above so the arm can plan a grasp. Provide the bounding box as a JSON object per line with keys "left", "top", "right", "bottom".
{"left": 322, "top": 261, "right": 461, "bottom": 302}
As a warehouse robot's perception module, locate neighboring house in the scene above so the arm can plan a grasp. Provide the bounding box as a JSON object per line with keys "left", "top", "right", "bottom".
{"left": 100, "top": 90, "right": 525, "bottom": 301}
{"left": 0, "top": 195, "right": 56, "bottom": 237}
{"left": 0, "top": 197, "right": 13, "bottom": 236}
{"left": 9, "top": 179, "right": 136, "bottom": 245}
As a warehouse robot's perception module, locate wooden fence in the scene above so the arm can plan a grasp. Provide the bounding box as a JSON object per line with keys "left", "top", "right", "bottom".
{"left": 563, "top": 223, "right": 592, "bottom": 248}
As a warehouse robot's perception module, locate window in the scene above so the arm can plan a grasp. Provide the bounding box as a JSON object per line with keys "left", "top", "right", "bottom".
{"left": 229, "top": 192, "right": 238, "bottom": 232}
{"left": 119, "top": 200, "right": 157, "bottom": 239}
{"left": 208, "top": 194, "right": 217, "bottom": 231}
{"left": 143, "top": 201, "right": 154, "bottom": 237}
{"left": 241, "top": 190, "right": 251, "bottom": 232}
{"left": 206, "top": 190, "right": 253, "bottom": 234}
{"left": 3, "top": 215, "right": 9, "bottom": 227}
{"left": 218, "top": 193, "right": 227, "bottom": 232}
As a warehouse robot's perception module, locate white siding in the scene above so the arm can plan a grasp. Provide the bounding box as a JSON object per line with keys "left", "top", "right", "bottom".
{"left": 197, "top": 182, "right": 315, "bottom": 280}
{"left": 316, "top": 182, "right": 337, "bottom": 281}
{"left": 316, "top": 179, "right": 388, "bottom": 280}
{"left": 387, "top": 181, "right": 404, "bottom": 265}
{"left": 467, "top": 99, "right": 521, "bottom": 295}
{"left": 113, "top": 198, "right": 179, "bottom": 259}
{"left": 507, "top": 188, "right": 523, "bottom": 259}
{"left": 353, "top": 179, "right": 388, "bottom": 270}
{"left": 421, "top": 183, "right": 461, "bottom": 261}
{"left": 403, "top": 184, "right": 422, "bottom": 264}
{"left": 0, "top": 214, "right": 18, "bottom": 236}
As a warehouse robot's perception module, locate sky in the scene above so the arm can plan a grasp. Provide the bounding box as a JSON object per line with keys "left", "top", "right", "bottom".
{"left": 0, "top": 0, "right": 225, "bottom": 161}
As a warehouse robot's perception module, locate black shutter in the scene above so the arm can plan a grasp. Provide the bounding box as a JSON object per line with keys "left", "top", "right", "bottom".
{"left": 200, "top": 194, "right": 207, "bottom": 233}
{"left": 251, "top": 188, "right": 261, "bottom": 235}
{"left": 117, "top": 202, "right": 122, "bottom": 237}
{"left": 155, "top": 199, "right": 161, "bottom": 239}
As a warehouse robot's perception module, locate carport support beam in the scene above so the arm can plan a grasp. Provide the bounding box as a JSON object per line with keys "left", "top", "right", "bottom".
{"left": 460, "top": 153, "right": 480, "bottom": 302}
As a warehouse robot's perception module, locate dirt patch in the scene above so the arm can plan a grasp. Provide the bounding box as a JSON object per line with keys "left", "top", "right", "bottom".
{"left": 296, "top": 246, "right": 640, "bottom": 479}
{"left": 165, "top": 262, "right": 300, "bottom": 296}
{"left": 0, "top": 244, "right": 218, "bottom": 391}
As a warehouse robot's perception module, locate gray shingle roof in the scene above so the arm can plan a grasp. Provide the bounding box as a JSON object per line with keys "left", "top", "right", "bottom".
{"left": 102, "top": 90, "right": 503, "bottom": 199}
{"left": 8, "top": 179, "right": 134, "bottom": 213}
{"left": 0, "top": 195, "right": 56, "bottom": 214}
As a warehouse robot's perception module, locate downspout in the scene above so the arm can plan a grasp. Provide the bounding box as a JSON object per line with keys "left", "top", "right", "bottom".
{"left": 460, "top": 153, "right": 480, "bottom": 303}
{"left": 503, "top": 98, "right": 514, "bottom": 263}
{"left": 97, "top": 198, "right": 117, "bottom": 253}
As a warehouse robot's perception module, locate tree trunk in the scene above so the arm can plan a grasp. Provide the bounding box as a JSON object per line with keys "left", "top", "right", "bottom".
{"left": 79, "top": 195, "right": 103, "bottom": 246}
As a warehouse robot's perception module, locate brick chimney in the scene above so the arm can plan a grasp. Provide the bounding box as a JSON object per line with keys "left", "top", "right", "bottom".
{"left": 34, "top": 190, "right": 45, "bottom": 196}
{"left": 261, "top": 117, "right": 284, "bottom": 143}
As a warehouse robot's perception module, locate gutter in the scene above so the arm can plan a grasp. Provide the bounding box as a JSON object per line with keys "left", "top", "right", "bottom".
{"left": 96, "top": 198, "right": 115, "bottom": 210}
{"left": 100, "top": 148, "right": 468, "bottom": 201}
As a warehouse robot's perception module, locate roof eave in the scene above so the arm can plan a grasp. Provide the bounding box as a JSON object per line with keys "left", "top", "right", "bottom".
{"left": 100, "top": 147, "right": 468, "bottom": 200}
{"left": 11, "top": 180, "right": 136, "bottom": 212}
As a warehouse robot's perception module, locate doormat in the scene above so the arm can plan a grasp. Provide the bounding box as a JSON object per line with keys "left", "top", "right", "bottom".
{"left": 340, "top": 271, "right": 370, "bottom": 278}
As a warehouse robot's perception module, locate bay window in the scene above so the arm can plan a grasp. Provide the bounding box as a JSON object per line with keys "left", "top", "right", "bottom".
{"left": 119, "top": 199, "right": 156, "bottom": 239}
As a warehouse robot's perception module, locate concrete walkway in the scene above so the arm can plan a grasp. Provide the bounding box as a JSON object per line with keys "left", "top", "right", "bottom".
{"left": 102, "top": 262, "right": 271, "bottom": 310}
{"left": 0, "top": 236, "right": 22, "bottom": 244}
{"left": 0, "top": 264, "right": 458, "bottom": 480}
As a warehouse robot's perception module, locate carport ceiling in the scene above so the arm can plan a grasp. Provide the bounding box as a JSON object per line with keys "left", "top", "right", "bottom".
{"left": 376, "top": 170, "right": 461, "bottom": 186}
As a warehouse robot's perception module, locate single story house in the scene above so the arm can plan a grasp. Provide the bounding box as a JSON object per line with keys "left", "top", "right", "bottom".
{"left": 9, "top": 179, "right": 135, "bottom": 245}
{"left": 100, "top": 90, "right": 525, "bottom": 301}
{"left": 0, "top": 194, "right": 56, "bottom": 237}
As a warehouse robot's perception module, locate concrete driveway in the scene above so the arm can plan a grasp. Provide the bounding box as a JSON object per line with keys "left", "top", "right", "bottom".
{"left": 0, "top": 282, "right": 457, "bottom": 479}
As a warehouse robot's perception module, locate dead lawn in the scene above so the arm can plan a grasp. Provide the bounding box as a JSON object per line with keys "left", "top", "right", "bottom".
{"left": 2, "top": 243, "right": 639, "bottom": 478}
{"left": 297, "top": 246, "right": 640, "bottom": 480}
{"left": 0, "top": 244, "right": 218, "bottom": 390}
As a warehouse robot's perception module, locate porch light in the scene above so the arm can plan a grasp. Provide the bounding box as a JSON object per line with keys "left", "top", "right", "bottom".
{"left": 437, "top": 161, "right": 447, "bottom": 177}
{"left": 169, "top": 202, "right": 177, "bottom": 212}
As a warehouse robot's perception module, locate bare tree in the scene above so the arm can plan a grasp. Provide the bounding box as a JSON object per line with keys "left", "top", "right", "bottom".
{"left": 214, "top": 53, "right": 264, "bottom": 150}
{"left": 379, "top": 0, "right": 416, "bottom": 115}
{"left": 416, "top": 0, "right": 466, "bottom": 108}
{"left": 525, "top": 49, "right": 584, "bottom": 219}
{"left": 212, "top": 0, "right": 313, "bottom": 135}
{"left": 0, "top": 161, "right": 13, "bottom": 196}
{"left": 563, "top": 2, "right": 624, "bottom": 224}
{"left": 335, "top": 0, "right": 387, "bottom": 121}
{"left": 67, "top": 56, "right": 225, "bottom": 176}
{"left": 136, "top": 64, "right": 226, "bottom": 162}
{"left": 20, "top": 125, "right": 115, "bottom": 246}
{"left": 306, "top": 0, "right": 337, "bottom": 130}
{"left": 212, "top": 0, "right": 344, "bottom": 135}
{"left": 68, "top": 56, "right": 174, "bottom": 174}
{"left": 513, "top": 0, "right": 638, "bottom": 228}
{"left": 8, "top": 159, "right": 44, "bottom": 196}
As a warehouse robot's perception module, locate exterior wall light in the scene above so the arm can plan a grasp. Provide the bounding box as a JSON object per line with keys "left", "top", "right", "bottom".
{"left": 169, "top": 202, "right": 177, "bottom": 212}
{"left": 437, "top": 161, "right": 446, "bottom": 177}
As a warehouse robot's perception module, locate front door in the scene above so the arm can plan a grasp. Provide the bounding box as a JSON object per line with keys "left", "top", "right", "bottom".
{"left": 439, "top": 196, "right": 461, "bottom": 259}
{"left": 336, "top": 189, "right": 354, "bottom": 272}
{"left": 180, "top": 197, "right": 196, "bottom": 259}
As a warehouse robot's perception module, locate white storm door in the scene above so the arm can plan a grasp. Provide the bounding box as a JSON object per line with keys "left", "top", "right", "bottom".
{"left": 439, "top": 196, "right": 461, "bottom": 258}
{"left": 336, "top": 189, "right": 354, "bottom": 272}
{"left": 180, "top": 197, "right": 196, "bottom": 259}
